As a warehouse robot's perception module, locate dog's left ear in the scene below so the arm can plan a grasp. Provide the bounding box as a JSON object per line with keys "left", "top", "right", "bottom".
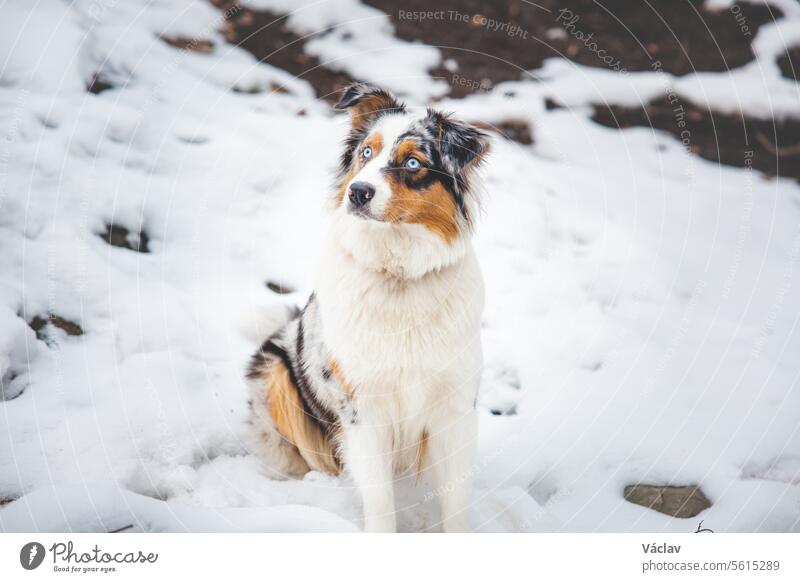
{"left": 335, "top": 83, "right": 405, "bottom": 132}
{"left": 430, "top": 111, "right": 491, "bottom": 190}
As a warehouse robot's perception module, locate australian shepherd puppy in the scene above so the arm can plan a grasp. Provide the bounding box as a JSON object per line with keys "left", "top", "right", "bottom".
{"left": 247, "top": 83, "right": 489, "bottom": 532}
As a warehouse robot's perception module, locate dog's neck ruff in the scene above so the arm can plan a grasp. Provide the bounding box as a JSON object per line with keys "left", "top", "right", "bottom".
{"left": 327, "top": 212, "right": 470, "bottom": 281}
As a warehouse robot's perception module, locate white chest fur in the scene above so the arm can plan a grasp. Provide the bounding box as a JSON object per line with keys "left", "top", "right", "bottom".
{"left": 314, "top": 214, "right": 484, "bottom": 428}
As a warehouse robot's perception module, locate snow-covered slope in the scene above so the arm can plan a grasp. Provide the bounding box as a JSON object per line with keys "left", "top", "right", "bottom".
{"left": 1, "top": 0, "right": 799, "bottom": 532}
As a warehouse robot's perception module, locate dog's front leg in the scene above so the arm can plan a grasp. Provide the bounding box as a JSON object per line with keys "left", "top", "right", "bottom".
{"left": 343, "top": 422, "right": 396, "bottom": 532}
{"left": 429, "top": 407, "right": 477, "bottom": 533}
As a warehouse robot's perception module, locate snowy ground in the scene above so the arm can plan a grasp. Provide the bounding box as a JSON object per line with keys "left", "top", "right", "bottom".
{"left": 1, "top": 0, "right": 799, "bottom": 532}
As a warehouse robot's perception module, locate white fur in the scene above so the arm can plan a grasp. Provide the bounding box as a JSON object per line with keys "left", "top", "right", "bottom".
{"left": 344, "top": 115, "right": 411, "bottom": 220}
{"left": 314, "top": 200, "right": 484, "bottom": 532}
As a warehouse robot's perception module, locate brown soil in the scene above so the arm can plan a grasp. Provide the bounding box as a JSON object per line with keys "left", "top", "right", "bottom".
{"left": 778, "top": 46, "right": 800, "bottom": 80}
{"left": 473, "top": 120, "right": 533, "bottom": 145}
{"left": 366, "top": 0, "right": 782, "bottom": 98}
{"left": 210, "top": 0, "right": 781, "bottom": 101}
{"left": 205, "top": 0, "right": 794, "bottom": 167}
{"left": 210, "top": 0, "right": 355, "bottom": 102}
{"left": 160, "top": 36, "right": 215, "bottom": 54}
{"left": 591, "top": 97, "right": 800, "bottom": 180}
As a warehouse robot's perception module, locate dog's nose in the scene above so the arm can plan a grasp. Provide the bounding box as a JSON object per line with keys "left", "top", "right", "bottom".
{"left": 348, "top": 182, "right": 375, "bottom": 207}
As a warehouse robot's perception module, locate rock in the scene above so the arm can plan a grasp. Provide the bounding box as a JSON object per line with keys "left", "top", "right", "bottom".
{"left": 623, "top": 484, "right": 711, "bottom": 518}
{"left": 100, "top": 223, "right": 150, "bottom": 253}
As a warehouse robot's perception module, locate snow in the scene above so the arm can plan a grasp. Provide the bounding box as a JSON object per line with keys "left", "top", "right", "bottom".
{"left": 1, "top": 0, "right": 799, "bottom": 532}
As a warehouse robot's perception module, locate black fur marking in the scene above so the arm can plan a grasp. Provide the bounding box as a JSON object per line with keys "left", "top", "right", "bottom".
{"left": 294, "top": 309, "right": 339, "bottom": 435}
{"left": 431, "top": 112, "right": 488, "bottom": 170}
{"left": 426, "top": 110, "right": 489, "bottom": 200}
{"left": 246, "top": 336, "right": 291, "bottom": 380}
{"left": 245, "top": 300, "right": 338, "bottom": 440}
{"left": 338, "top": 124, "right": 370, "bottom": 180}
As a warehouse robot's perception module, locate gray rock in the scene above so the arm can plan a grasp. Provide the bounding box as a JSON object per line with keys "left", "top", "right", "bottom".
{"left": 624, "top": 484, "right": 711, "bottom": 518}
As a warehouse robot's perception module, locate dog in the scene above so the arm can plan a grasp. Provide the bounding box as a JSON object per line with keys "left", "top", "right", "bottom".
{"left": 247, "top": 83, "right": 489, "bottom": 532}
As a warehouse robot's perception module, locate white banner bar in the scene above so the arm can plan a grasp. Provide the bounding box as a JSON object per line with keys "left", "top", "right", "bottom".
{"left": 1, "top": 533, "right": 797, "bottom": 581}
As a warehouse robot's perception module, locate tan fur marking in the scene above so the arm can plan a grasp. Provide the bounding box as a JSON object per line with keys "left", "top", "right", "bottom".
{"left": 348, "top": 95, "right": 400, "bottom": 132}
{"left": 384, "top": 178, "right": 460, "bottom": 244}
{"left": 263, "top": 361, "right": 341, "bottom": 475}
{"left": 364, "top": 132, "right": 383, "bottom": 159}
{"left": 393, "top": 140, "right": 429, "bottom": 167}
{"left": 415, "top": 430, "right": 429, "bottom": 479}
{"left": 337, "top": 165, "right": 356, "bottom": 206}
{"left": 328, "top": 357, "right": 354, "bottom": 398}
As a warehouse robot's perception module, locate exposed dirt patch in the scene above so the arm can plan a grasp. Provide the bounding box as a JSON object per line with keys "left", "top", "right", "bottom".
{"left": 366, "top": 0, "right": 781, "bottom": 98}
{"left": 100, "top": 223, "right": 150, "bottom": 253}
{"left": 30, "top": 314, "right": 84, "bottom": 341}
{"left": 210, "top": 0, "right": 356, "bottom": 101}
{"left": 160, "top": 36, "right": 215, "bottom": 54}
{"left": 778, "top": 46, "right": 800, "bottom": 80}
{"left": 0, "top": 497, "right": 17, "bottom": 507}
{"left": 489, "top": 406, "right": 517, "bottom": 416}
{"left": 209, "top": 0, "right": 536, "bottom": 143}
{"left": 87, "top": 74, "right": 114, "bottom": 94}
{"left": 591, "top": 97, "right": 800, "bottom": 180}
{"left": 206, "top": 0, "right": 792, "bottom": 174}
{"left": 473, "top": 119, "right": 533, "bottom": 145}
{"left": 232, "top": 82, "right": 290, "bottom": 95}
{"left": 209, "top": 0, "right": 782, "bottom": 103}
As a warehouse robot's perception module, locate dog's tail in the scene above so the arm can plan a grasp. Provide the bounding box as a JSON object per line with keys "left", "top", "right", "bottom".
{"left": 235, "top": 301, "right": 298, "bottom": 345}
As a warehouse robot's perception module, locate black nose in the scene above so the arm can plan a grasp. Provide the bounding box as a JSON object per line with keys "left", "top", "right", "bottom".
{"left": 348, "top": 181, "right": 375, "bottom": 207}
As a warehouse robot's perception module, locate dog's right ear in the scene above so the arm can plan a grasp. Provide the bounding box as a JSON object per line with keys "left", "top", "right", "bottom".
{"left": 334, "top": 83, "right": 405, "bottom": 132}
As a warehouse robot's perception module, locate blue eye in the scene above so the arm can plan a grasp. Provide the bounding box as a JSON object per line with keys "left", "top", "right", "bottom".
{"left": 405, "top": 157, "right": 421, "bottom": 170}
{"left": 363, "top": 147, "right": 372, "bottom": 158}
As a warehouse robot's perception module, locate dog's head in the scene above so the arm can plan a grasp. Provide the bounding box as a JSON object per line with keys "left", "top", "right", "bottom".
{"left": 332, "top": 84, "right": 490, "bottom": 250}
